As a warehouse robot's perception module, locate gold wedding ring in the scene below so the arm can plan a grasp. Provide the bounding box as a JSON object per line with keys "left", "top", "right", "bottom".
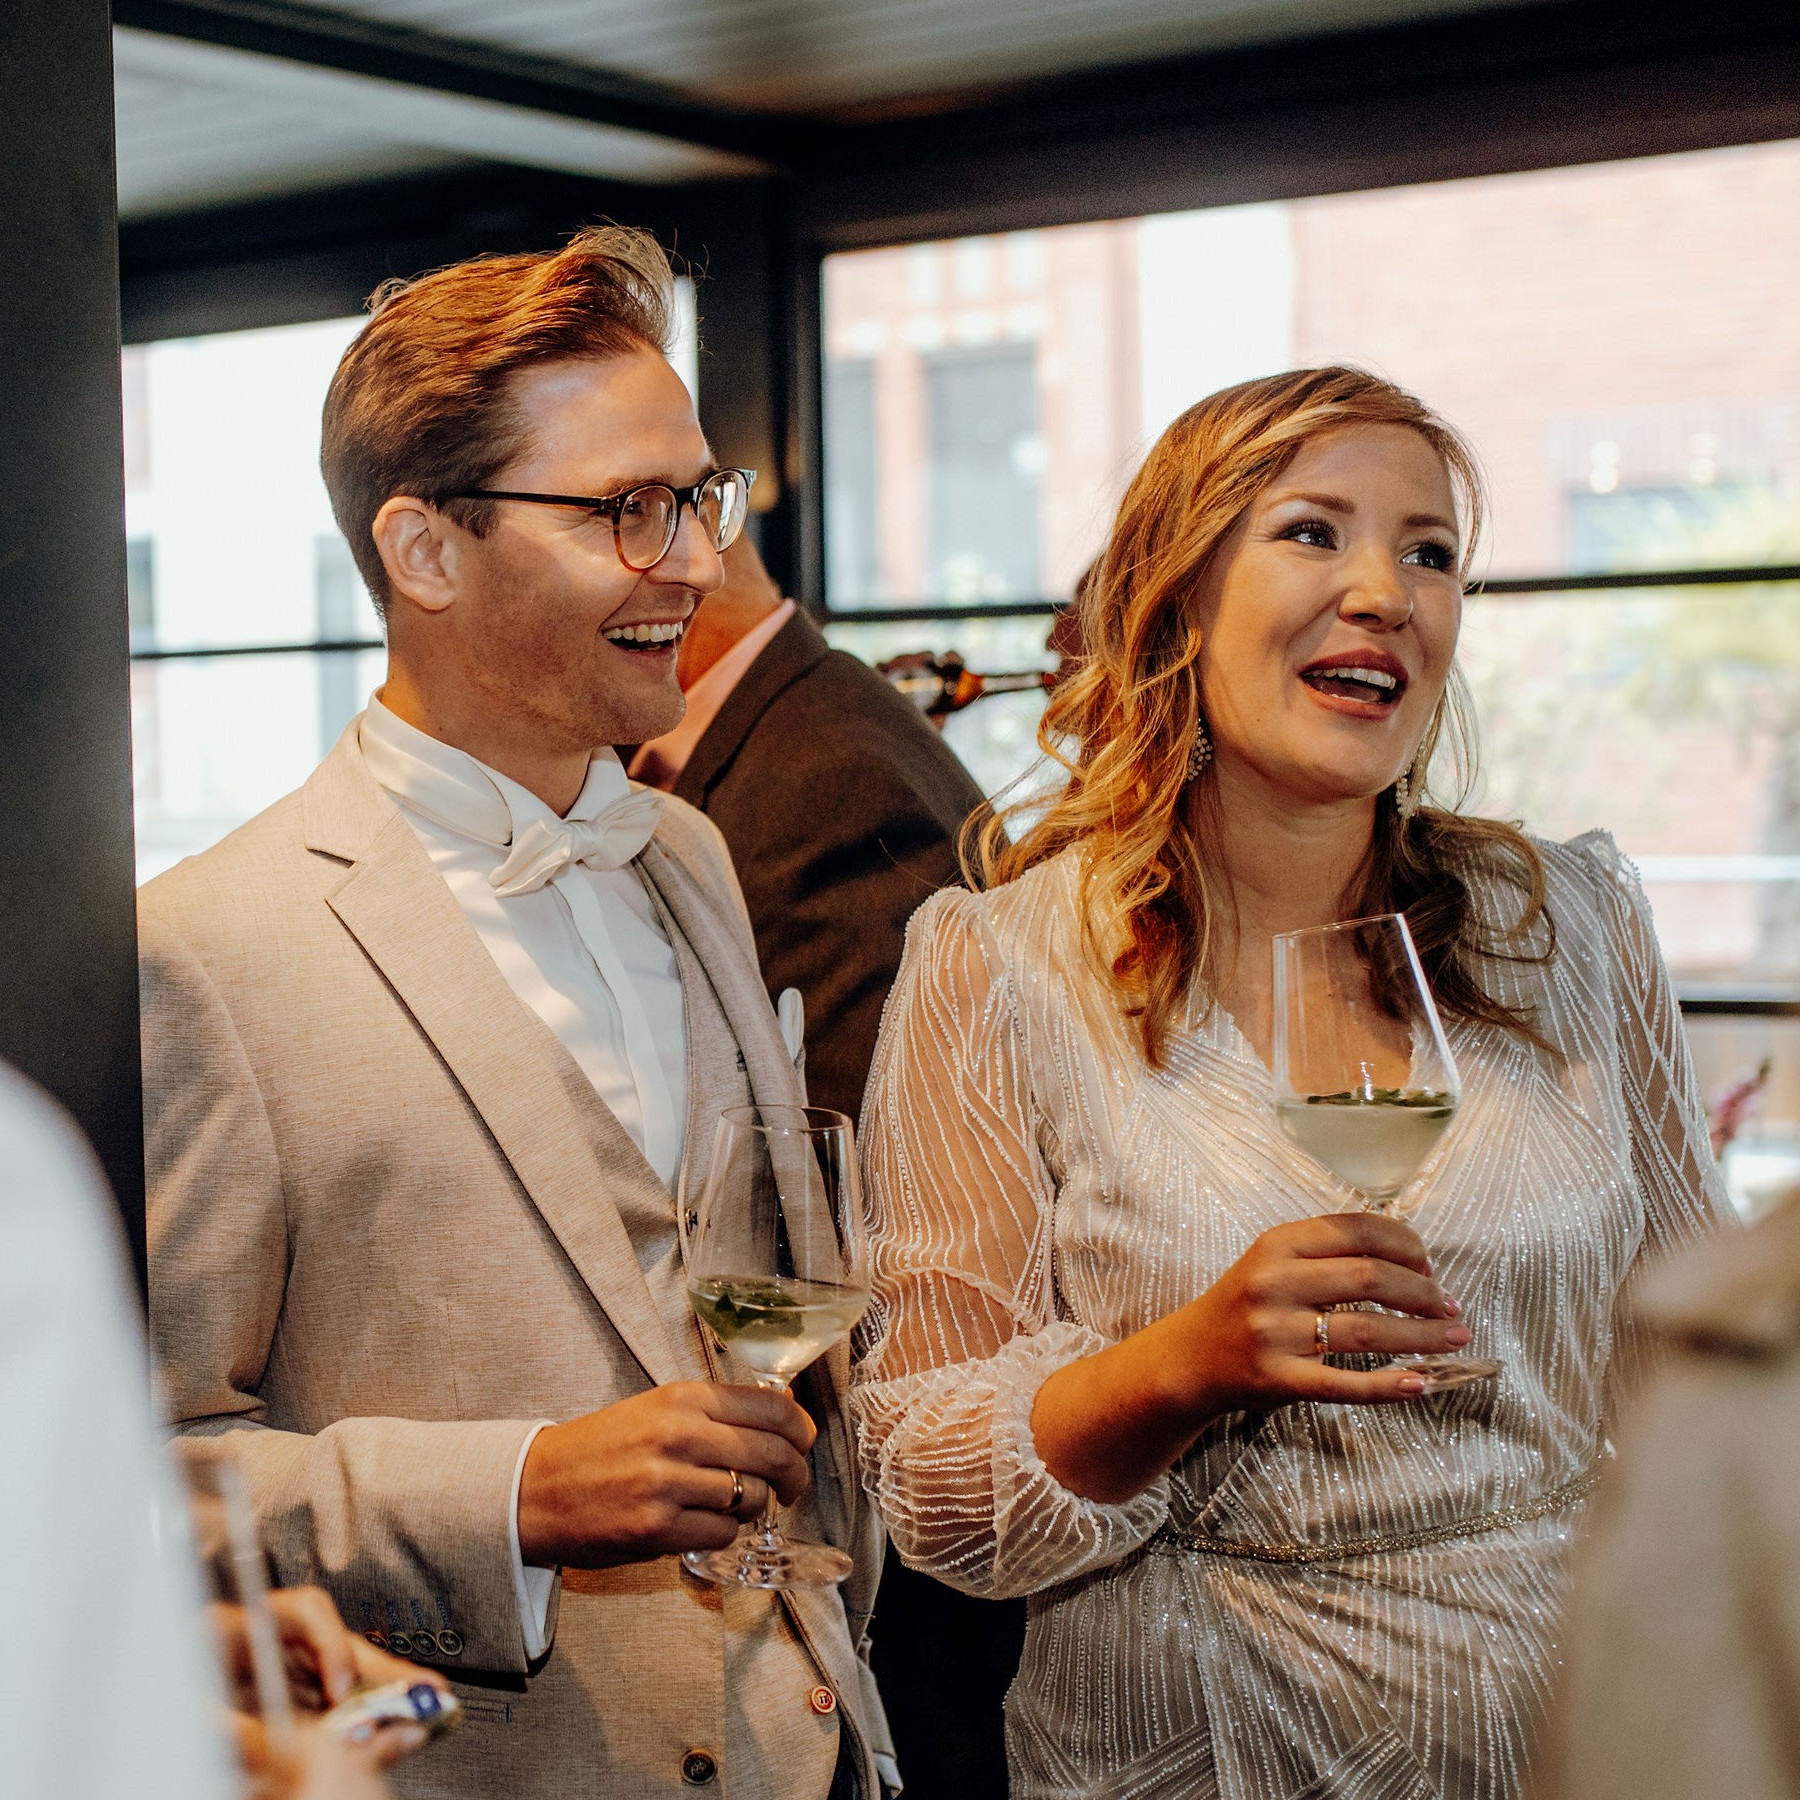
{"left": 1314, "top": 1312, "right": 1332, "bottom": 1357}
{"left": 726, "top": 1468, "right": 745, "bottom": 1512}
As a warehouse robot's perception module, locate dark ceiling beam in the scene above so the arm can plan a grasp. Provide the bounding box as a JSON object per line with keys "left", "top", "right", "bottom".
{"left": 112, "top": 0, "right": 789, "bottom": 163}
{"left": 795, "top": 0, "right": 1800, "bottom": 244}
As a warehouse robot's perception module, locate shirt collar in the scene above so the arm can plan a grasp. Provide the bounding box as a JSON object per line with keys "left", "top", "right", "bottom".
{"left": 359, "top": 693, "right": 633, "bottom": 850}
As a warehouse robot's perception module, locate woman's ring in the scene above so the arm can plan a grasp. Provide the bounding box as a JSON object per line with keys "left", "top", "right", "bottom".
{"left": 727, "top": 1468, "right": 745, "bottom": 1511}
{"left": 1315, "top": 1312, "right": 1332, "bottom": 1357}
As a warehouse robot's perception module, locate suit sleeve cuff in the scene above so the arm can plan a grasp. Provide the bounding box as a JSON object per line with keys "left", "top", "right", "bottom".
{"left": 509, "top": 1421, "right": 559, "bottom": 1660}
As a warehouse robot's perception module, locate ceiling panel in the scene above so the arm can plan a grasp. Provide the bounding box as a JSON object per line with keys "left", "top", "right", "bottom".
{"left": 113, "top": 0, "right": 1538, "bottom": 219}
{"left": 113, "top": 26, "right": 755, "bottom": 219}
{"left": 115, "top": 46, "right": 459, "bottom": 216}
{"left": 307, "top": 0, "right": 1524, "bottom": 112}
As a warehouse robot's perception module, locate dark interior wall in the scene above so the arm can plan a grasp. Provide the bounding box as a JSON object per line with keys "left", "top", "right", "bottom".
{"left": 0, "top": 0, "right": 144, "bottom": 1275}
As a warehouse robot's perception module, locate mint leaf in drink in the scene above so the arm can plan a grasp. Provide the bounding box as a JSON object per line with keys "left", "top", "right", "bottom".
{"left": 695, "top": 1278, "right": 808, "bottom": 1339}
{"left": 1305, "top": 1088, "right": 1454, "bottom": 1114}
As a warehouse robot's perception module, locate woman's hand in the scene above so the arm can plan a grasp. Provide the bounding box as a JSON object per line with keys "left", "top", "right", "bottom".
{"left": 1032, "top": 1211, "right": 1470, "bottom": 1504}
{"left": 1173, "top": 1211, "right": 1468, "bottom": 1413}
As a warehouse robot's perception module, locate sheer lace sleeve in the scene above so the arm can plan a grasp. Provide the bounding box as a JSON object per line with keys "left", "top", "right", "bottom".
{"left": 851, "top": 888, "right": 1169, "bottom": 1600}
{"left": 1566, "top": 833, "right": 1736, "bottom": 1388}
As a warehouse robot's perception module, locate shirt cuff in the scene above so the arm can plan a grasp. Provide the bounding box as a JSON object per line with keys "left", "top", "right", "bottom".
{"left": 509, "top": 1421, "right": 558, "bottom": 1660}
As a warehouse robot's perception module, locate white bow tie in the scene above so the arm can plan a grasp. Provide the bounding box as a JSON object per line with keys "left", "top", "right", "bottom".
{"left": 489, "top": 788, "right": 664, "bottom": 898}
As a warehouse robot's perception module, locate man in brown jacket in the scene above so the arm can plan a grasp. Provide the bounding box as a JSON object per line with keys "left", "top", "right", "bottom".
{"left": 141, "top": 227, "right": 890, "bottom": 1799}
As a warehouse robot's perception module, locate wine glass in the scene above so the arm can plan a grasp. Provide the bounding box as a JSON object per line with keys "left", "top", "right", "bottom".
{"left": 1272, "top": 912, "right": 1501, "bottom": 1392}
{"left": 683, "top": 1104, "right": 871, "bottom": 1588}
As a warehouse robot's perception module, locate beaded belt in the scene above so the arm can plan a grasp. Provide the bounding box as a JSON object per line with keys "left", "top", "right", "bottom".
{"left": 1151, "top": 1465, "right": 1601, "bottom": 1566}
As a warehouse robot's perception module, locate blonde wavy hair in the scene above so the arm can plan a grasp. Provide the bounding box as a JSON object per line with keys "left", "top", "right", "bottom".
{"left": 972, "top": 366, "right": 1552, "bottom": 1066}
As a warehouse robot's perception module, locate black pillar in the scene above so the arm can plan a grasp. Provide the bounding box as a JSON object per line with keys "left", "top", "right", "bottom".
{"left": 0, "top": 2, "right": 144, "bottom": 1278}
{"left": 676, "top": 180, "right": 806, "bottom": 602}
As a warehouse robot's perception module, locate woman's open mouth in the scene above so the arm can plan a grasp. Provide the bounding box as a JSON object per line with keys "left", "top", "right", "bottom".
{"left": 1298, "top": 652, "right": 1408, "bottom": 711}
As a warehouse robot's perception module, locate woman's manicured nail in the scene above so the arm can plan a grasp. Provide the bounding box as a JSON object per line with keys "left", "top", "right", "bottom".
{"left": 1442, "top": 1296, "right": 1462, "bottom": 1317}
{"left": 1447, "top": 1326, "right": 1473, "bottom": 1347}
{"left": 1398, "top": 1376, "right": 1426, "bottom": 1395}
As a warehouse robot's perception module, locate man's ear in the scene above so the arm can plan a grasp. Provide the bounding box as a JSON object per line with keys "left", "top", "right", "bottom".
{"left": 372, "top": 496, "right": 462, "bottom": 617}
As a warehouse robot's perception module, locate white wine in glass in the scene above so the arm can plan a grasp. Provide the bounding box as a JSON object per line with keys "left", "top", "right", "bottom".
{"left": 683, "top": 1104, "right": 870, "bottom": 1588}
{"left": 1272, "top": 912, "right": 1501, "bottom": 1393}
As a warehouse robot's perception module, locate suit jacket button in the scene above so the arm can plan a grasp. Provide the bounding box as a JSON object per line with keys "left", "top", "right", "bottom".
{"left": 809, "top": 1686, "right": 837, "bottom": 1715}
{"left": 681, "top": 1748, "right": 719, "bottom": 1785}
{"left": 409, "top": 1630, "right": 439, "bottom": 1657}
{"left": 436, "top": 1629, "right": 464, "bottom": 1657}
{"left": 364, "top": 1631, "right": 388, "bottom": 1652}
{"left": 388, "top": 1633, "right": 413, "bottom": 1656}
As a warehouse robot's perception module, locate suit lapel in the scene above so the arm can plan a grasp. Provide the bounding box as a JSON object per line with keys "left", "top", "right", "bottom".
{"left": 637, "top": 834, "right": 801, "bottom": 1118}
{"left": 306, "top": 736, "right": 686, "bottom": 1390}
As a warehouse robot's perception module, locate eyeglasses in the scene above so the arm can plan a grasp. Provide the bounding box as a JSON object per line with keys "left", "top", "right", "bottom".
{"left": 445, "top": 467, "right": 755, "bottom": 573}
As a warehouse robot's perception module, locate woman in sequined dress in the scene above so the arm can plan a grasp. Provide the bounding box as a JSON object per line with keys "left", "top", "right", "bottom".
{"left": 851, "top": 368, "right": 1730, "bottom": 1800}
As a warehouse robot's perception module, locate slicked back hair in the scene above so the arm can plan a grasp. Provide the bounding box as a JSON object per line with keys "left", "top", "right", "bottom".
{"left": 320, "top": 224, "right": 677, "bottom": 617}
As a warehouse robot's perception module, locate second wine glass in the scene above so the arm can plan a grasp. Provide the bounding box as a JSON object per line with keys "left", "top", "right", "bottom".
{"left": 1272, "top": 912, "right": 1501, "bottom": 1392}
{"left": 684, "top": 1104, "right": 870, "bottom": 1588}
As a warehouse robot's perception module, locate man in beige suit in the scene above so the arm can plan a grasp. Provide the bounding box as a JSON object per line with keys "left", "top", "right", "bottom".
{"left": 141, "top": 226, "right": 890, "bottom": 1799}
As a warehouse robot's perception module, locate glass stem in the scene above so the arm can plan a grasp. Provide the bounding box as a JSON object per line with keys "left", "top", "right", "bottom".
{"left": 751, "top": 1376, "right": 789, "bottom": 1546}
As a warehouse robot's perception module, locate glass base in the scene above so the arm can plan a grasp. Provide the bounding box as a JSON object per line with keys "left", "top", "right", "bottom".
{"left": 1384, "top": 1352, "right": 1503, "bottom": 1394}
{"left": 682, "top": 1530, "right": 853, "bottom": 1590}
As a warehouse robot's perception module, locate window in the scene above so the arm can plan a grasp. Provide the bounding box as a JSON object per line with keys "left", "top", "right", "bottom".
{"left": 314, "top": 530, "right": 381, "bottom": 755}
{"left": 126, "top": 537, "right": 156, "bottom": 652}
{"left": 124, "top": 316, "right": 374, "bottom": 883}
{"left": 822, "top": 357, "right": 879, "bottom": 604}
{"left": 924, "top": 345, "right": 1042, "bottom": 602}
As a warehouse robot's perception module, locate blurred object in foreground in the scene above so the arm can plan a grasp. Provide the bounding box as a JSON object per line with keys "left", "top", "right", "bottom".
{"left": 877, "top": 650, "right": 1053, "bottom": 718}
{"left": 0, "top": 1062, "right": 232, "bottom": 1800}
{"left": 1545, "top": 1192, "right": 1800, "bottom": 1800}
{"left": 1709, "top": 1056, "right": 1773, "bottom": 1156}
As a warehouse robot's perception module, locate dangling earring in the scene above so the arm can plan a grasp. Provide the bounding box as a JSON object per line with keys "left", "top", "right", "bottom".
{"left": 1394, "top": 752, "right": 1425, "bottom": 820}
{"left": 1186, "top": 715, "right": 1212, "bottom": 782}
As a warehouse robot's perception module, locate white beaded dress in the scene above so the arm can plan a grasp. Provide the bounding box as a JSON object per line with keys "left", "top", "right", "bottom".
{"left": 851, "top": 831, "right": 1730, "bottom": 1800}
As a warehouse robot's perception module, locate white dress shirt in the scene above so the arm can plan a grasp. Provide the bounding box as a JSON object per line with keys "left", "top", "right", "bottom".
{"left": 359, "top": 695, "right": 690, "bottom": 1656}
{"left": 360, "top": 696, "right": 688, "bottom": 1182}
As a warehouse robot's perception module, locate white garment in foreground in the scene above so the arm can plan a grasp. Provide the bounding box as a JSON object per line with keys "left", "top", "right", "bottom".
{"left": 0, "top": 1065, "right": 231, "bottom": 1800}
{"left": 854, "top": 831, "right": 1732, "bottom": 1800}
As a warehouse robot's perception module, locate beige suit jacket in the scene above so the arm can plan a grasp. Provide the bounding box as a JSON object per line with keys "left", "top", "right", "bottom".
{"left": 141, "top": 727, "right": 886, "bottom": 1800}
